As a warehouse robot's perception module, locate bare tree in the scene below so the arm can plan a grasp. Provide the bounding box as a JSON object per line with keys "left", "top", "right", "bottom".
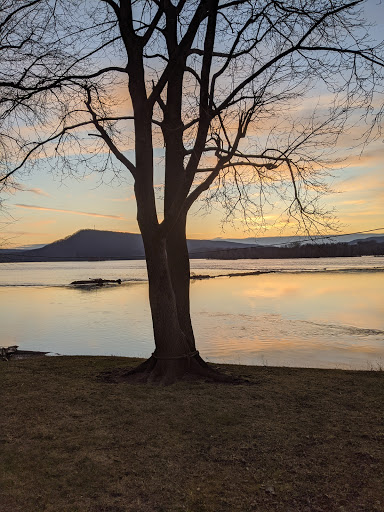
{"left": 1, "top": 0, "right": 383, "bottom": 382}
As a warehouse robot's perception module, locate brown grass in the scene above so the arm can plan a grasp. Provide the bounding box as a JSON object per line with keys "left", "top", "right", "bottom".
{"left": 1, "top": 356, "right": 383, "bottom": 512}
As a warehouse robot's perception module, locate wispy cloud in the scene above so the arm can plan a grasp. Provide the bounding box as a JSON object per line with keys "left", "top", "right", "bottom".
{"left": 17, "top": 185, "right": 50, "bottom": 197}
{"left": 336, "top": 172, "right": 384, "bottom": 194}
{"left": 340, "top": 147, "right": 384, "bottom": 169}
{"left": 5, "top": 182, "right": 51, "bottom": 197}
{"left": 14, "top": 204, "right": 125, "bottom": 220}
{"left": 110, "top": 195, "right": 135, "bottom": 202}
{"left": 340, "top": 199, "right": 367, "bottom": 205}
{"left": 342, "top": 210, "right": 381, "bottom": 217}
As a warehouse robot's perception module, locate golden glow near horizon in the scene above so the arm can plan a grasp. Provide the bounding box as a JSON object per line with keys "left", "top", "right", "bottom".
{"left": 0, "top": 152, "right": 384, "bottom": 247}
{"left": 2, "top": 138, "right": 383, "bottom": 248}
{"left": 2, "top": 141, "right": 384, "bottom": 248}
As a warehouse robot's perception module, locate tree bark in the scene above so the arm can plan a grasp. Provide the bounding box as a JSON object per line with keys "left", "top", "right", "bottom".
{"left": 123, "top": 223, "right": 221, "bottom": 384}
{"left": 143, "top": 233, "right": 190, "bottom": 359}
{"left": 166, "top": 213, "right": 196, "bottom": 351}
{"left": 118, "top": 188, "right": 230, "bottom": 384}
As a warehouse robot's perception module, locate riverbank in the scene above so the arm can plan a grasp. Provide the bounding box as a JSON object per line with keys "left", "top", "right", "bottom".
{"left": 1, "top": 356, "right": 383, "bottom": 512}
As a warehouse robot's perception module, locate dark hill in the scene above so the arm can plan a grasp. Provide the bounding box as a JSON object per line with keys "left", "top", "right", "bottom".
{"left": 28, "top": 230, "right": 145, "bottom": 260}
{"left": 0, "top": 229, "right": 257, "bottom": 262}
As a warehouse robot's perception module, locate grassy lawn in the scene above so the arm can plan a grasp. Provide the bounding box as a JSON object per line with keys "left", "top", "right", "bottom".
{"left": 0, "top": 356, "right": 383, "bottom": 512}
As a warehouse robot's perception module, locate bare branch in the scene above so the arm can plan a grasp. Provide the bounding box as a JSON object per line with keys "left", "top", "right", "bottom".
{"left": 84, "top": 88, "right": 137, "bottom": 178}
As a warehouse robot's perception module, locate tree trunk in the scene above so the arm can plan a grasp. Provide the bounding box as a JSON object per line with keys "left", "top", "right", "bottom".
{"left": 113, "top": 206, "right": 232, "bottom": 384}
{"left": 133, "top": 182, "right": 194, "bottom": 382}
{"left": 166, "top": 213, "right": 196, "bottom": 351}
{"left": 144, "top": 233, "right": 190, "bottom": 359}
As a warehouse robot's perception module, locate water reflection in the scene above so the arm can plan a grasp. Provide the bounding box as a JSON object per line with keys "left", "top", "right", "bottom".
{"left": 0, "top": 271, "right": 383, "bottom": 369}
{"left": 189, "top": 272, "right": 384, "bottom": 369}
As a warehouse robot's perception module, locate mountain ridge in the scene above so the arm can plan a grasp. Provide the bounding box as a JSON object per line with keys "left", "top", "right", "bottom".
{"left": 213, "top": 233, "right": 384, "bottom": 246}
{"left": 0, "top": 229, "right": 258, "bottom": 261}
{"left": 1, "top": 229, "right": 384, "bottom": 262}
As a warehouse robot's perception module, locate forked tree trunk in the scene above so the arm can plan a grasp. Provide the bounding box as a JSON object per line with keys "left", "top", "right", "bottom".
{"left": 117, "top": 205, "right": 231, "bottom": 384}
{"left": 111, "top": 42, "right": 231, "bottom": 383}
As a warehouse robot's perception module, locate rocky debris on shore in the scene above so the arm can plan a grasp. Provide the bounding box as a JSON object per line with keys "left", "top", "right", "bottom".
{"left": 1, "top": 345, "right": 18, "bottom": 361}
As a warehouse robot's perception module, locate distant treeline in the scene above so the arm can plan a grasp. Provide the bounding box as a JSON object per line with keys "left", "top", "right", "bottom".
{"left": 197, "top": 240, "right": 384, "bottom": 260}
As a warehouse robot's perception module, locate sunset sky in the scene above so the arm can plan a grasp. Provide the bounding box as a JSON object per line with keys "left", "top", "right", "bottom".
{"left": 1, "top": 135, "right": 382, "bottom": 249}
{"left": 1, "top": 0, "right": 383, "bottom": 249}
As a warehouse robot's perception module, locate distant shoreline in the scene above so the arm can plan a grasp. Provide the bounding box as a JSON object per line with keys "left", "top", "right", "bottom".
{"left": 2, "top": 254, "right": 384, "bottom": 265}
{"left": 1, "top": 228, "right": 384, "bottom": 262}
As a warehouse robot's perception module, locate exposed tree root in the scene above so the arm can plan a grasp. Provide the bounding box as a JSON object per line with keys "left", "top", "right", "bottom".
{"left": 98, "top": 354, "right": 248, "bottom": 385}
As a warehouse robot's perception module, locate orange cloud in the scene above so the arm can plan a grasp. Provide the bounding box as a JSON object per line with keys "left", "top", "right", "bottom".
{"left": 342, "top": 210, "right": 382, "bottom": 217}
{"left": 340, "top": 148, "right": 384, "bottom": 169}
{"left": 13, "top": 204, "right": 125, "bottom": 220}
{"left": 2, "top": 182, "right": 50, "bottom": 197}
{"left": 110, "top": 195, "right": 135, "bottom": 202}
{"left": 336, "top": 172, "right": 384, "bottom": 194}
{"left": 340, "top": 199, "right": 367, "bottom": 205}
{"left": 15, "top": 184, "right": 50, "bottom": 197}
{"left": 25, "top": 187, "right": 50, "bottom": 197}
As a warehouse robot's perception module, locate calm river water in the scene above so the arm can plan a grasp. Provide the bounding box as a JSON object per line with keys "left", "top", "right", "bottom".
{"left": 1, "top": 257, "right": 383, "bottom": 369}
